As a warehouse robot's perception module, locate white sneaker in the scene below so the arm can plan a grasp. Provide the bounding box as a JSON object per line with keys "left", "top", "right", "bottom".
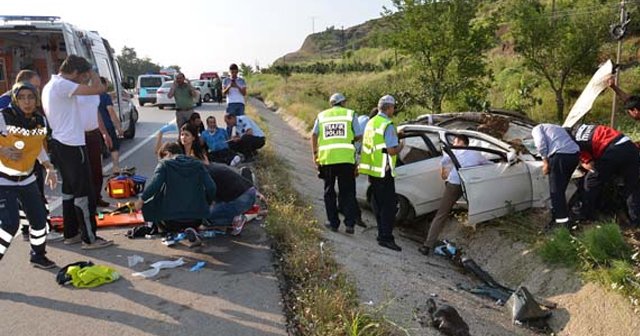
{"left": 231, "top": 215, "right": 247, "bottom": 236}
{"left": 230, "top": 155, "right": 241, "bottom": 167}
{"left": 46, "top": 231, "right": 64, "bottom": 242}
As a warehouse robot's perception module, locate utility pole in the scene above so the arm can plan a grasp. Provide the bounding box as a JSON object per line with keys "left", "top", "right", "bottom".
{"left": 341, "top": 25, "right": 345, "bottom": 52}
{"left": 310, "top": 16, "right": 318, "bottom": 34}
{"left": 611, "top": 0, "right": 627, "bottom": 128}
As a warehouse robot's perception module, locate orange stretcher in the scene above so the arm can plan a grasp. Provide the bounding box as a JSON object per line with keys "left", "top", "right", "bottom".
{"left": 51, "top": 202, "right": 145, "bottom": 230}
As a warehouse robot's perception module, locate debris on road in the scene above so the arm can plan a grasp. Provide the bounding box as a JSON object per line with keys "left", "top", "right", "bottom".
{"left": 132, "top": 258, "right": 185, "bottom": 278}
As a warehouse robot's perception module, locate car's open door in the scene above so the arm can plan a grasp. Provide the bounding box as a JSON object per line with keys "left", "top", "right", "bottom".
{"left": 441, "top": 131, "right": 533, "bottom": 227}
{"left": 458, "top": 162, "right": 533, "bottom": 226}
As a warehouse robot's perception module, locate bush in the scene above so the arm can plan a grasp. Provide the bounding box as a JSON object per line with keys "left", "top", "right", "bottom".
{"left": 539, "top": 227, "right": 580, "bottom": 267}
{"left": 579, "top": 223, "right": 632, "bottom": 265}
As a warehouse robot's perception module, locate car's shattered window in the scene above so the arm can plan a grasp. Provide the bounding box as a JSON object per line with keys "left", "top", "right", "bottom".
{"left": 399, "top": 135, "right": 434, "bottom": 164}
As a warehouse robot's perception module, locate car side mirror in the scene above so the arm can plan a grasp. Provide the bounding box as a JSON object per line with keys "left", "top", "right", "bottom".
{"left": 124, "top": 76, "right": 135, "bottom": 90}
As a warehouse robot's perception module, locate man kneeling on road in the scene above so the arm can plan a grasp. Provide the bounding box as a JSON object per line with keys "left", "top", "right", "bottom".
{"left": 419, "top": 134, "right": 490, "bottom": 256}
{"left": 204, "top": 163, "right": 257, "bottom": 235}
{"left": 134, "top": 142, "right": 216, "bottom": 239}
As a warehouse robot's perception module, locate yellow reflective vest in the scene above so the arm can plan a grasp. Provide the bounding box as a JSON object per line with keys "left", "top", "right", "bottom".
{"left": 358, "top": 115, "right": 397, "bottom": 178}
{"left": 316, "top": 106, "right": 356, "bottom": 165}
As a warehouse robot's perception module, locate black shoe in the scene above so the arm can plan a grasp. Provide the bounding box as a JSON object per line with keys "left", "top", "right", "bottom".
{"left": 345, "top": 226, "right": 355, "bottom": 234}
{"left": 355, "top": 218, "right": 367, "bottom": 228}
{"left": 30, "top": 255, "right": 56, "bottom": 269}
{"left": 418, "top": 245, "right": 431, "bottom": 256}
{"left": 324, "top": 222, "right": 338, "bottom": 232}
{"left": 378, "top": 240, "right": 402, "bottom": 252}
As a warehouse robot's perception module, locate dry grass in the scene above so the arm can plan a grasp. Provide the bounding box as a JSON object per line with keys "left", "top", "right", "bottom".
{"left": 247, "top": 106, "right": 397, "bottom": 335}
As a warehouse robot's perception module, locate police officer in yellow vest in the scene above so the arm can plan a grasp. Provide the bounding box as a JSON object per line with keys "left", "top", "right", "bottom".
{"left": 311, "top": 93, "right": 362, "bottom": 234}
{"left": 359, "top": 95, "right": 403, "bottom": 251}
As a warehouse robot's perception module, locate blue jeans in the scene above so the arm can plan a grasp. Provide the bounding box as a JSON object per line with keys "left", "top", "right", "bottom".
{"left": 225, "top": 103, "right": 245, "bottom": 116}
{"left": 207, "top": 187, "right": 256, "bottom": 226}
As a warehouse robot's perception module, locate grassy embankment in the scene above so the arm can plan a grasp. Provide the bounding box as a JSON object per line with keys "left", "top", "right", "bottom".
{"left": 247, "top": 53, "right": 640, "bottom": 309}
{"left": 245, "top": 105, "right": 398, "bottom": 335}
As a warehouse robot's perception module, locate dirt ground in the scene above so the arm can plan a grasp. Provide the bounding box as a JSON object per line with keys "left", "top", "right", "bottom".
{"left": 253, "top": 97, "right": 640, "bottom": 336}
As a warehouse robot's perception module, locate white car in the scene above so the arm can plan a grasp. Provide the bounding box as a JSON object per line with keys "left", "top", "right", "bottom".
{"left": 356, "top": 111, "right": 555, "bottom": 227}
{"left": 155, "top": 81, "right": 202, "bottom": 109}
{"left": 190, "top": 79, "right": 214, "bottom": 102}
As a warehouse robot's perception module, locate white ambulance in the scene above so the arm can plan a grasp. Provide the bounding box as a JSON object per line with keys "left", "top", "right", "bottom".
{"left": 0, "top": 15, "right": 138, "bottom": 138}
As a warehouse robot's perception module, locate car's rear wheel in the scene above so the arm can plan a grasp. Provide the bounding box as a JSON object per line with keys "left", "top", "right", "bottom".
{"left": 367, "top": 190, "right": 415, "bottom": 225}
{"left": 396, "top": 195, "right": 416, "bottom": 225}
{"left": 204, "top": 93, "right": 211, "bottom": 102}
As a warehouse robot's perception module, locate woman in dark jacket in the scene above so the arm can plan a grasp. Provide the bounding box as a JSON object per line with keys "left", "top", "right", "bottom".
{"left": 135, "top": 142, "right": 216, "bottom": 232}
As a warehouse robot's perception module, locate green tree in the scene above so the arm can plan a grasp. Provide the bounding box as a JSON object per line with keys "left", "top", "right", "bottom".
{"left": 272, "top": 64, "right": 292, "bottom": 82}
{"left": 239, "top": 63, "right": 254, "bottom": 77}
{"left": 507, "top": 0, "right": 613, "bottom": 121}
{"left": 166, "top": 65, "right": 182, "bottom": 73}
{"left": 382, "top": 0, "right": 496, "bottom": 113}
{"left": 116, "top": 46, "right": 161, "bottom": 79}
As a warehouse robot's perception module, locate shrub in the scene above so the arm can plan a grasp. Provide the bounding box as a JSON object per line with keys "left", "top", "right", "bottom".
{"left": 539, "top": 227, "right": 580, "bottom": 267}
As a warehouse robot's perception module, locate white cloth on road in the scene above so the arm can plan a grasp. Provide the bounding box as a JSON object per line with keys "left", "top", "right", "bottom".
{"left": 131, "top": 257, "right": 185, "bottom": 278}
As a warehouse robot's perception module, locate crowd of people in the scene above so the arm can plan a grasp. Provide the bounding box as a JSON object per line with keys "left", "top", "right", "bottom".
{"left": 138, "top": 63, "right": 264, "bottom": 245}
{"left": 1, "top": 53, "right": 638, "bottom": 270}
{"left": 313, "top": 84, "right": 640, "bottom": 255}
{"left": 0, "top": 57, "right": 266, "bottom": 269}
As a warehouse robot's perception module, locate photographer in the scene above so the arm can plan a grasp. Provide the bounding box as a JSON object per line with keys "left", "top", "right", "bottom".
{"left": 222, "top": 64, "right": 247, "bottom": 135}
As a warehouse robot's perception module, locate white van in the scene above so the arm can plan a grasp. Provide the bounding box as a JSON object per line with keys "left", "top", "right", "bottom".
{"left": 0, "top": 15, "right": 138, "bottom": 138}
{"left": 136, "top": 74, "right": 172, "bottom": 106}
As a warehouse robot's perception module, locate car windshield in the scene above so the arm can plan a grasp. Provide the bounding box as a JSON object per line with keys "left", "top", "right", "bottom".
{"left": 139, "top": 77, "right": 163, "bottom": 88}
{"left": 191, "top": 80, "right": 204, "bottom": 86}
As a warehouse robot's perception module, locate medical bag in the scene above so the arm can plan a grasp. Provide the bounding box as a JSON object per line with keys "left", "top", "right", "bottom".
{"left": 106, "top": 176, "right": 136, "bottom": 198}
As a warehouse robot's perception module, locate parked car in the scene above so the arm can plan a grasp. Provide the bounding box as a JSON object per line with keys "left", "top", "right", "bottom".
{"left": 190, "top": 79, "right": 214, "bottom": 102}
{"left": 356, "top": 112, "right": 560, "bottom": 227}
{"left": 155, "top": 81, "right": 201, "bottom": 109}
{"left": 136, "top": 74, "right": 172, "bottom": 106}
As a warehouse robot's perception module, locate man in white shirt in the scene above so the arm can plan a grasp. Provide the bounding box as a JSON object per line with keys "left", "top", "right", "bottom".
{"left": 224, "top": 114, "right": 265, "bottom": 162}
{"left": 222, "top": 63, "right": 247, "bottom": 135}
{"left": 42, "top": 55, "right": 113, "bottom": 250}
{"left": 419, "top": 134, "right": 490, "bottom": 256}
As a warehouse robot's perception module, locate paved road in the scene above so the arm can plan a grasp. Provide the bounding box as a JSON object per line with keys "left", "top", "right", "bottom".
{"left": 0, "top": 102, "right": 286, "bottom": 336}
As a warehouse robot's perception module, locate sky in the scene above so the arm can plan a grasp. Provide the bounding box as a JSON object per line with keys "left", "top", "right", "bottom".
{"left": 2, "top": 0, "right": 392, "bottom": 78}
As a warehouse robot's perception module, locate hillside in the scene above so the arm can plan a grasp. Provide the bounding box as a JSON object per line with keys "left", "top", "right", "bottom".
{"left": 275, "top": 17, "right": 385, "bottom": 64}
